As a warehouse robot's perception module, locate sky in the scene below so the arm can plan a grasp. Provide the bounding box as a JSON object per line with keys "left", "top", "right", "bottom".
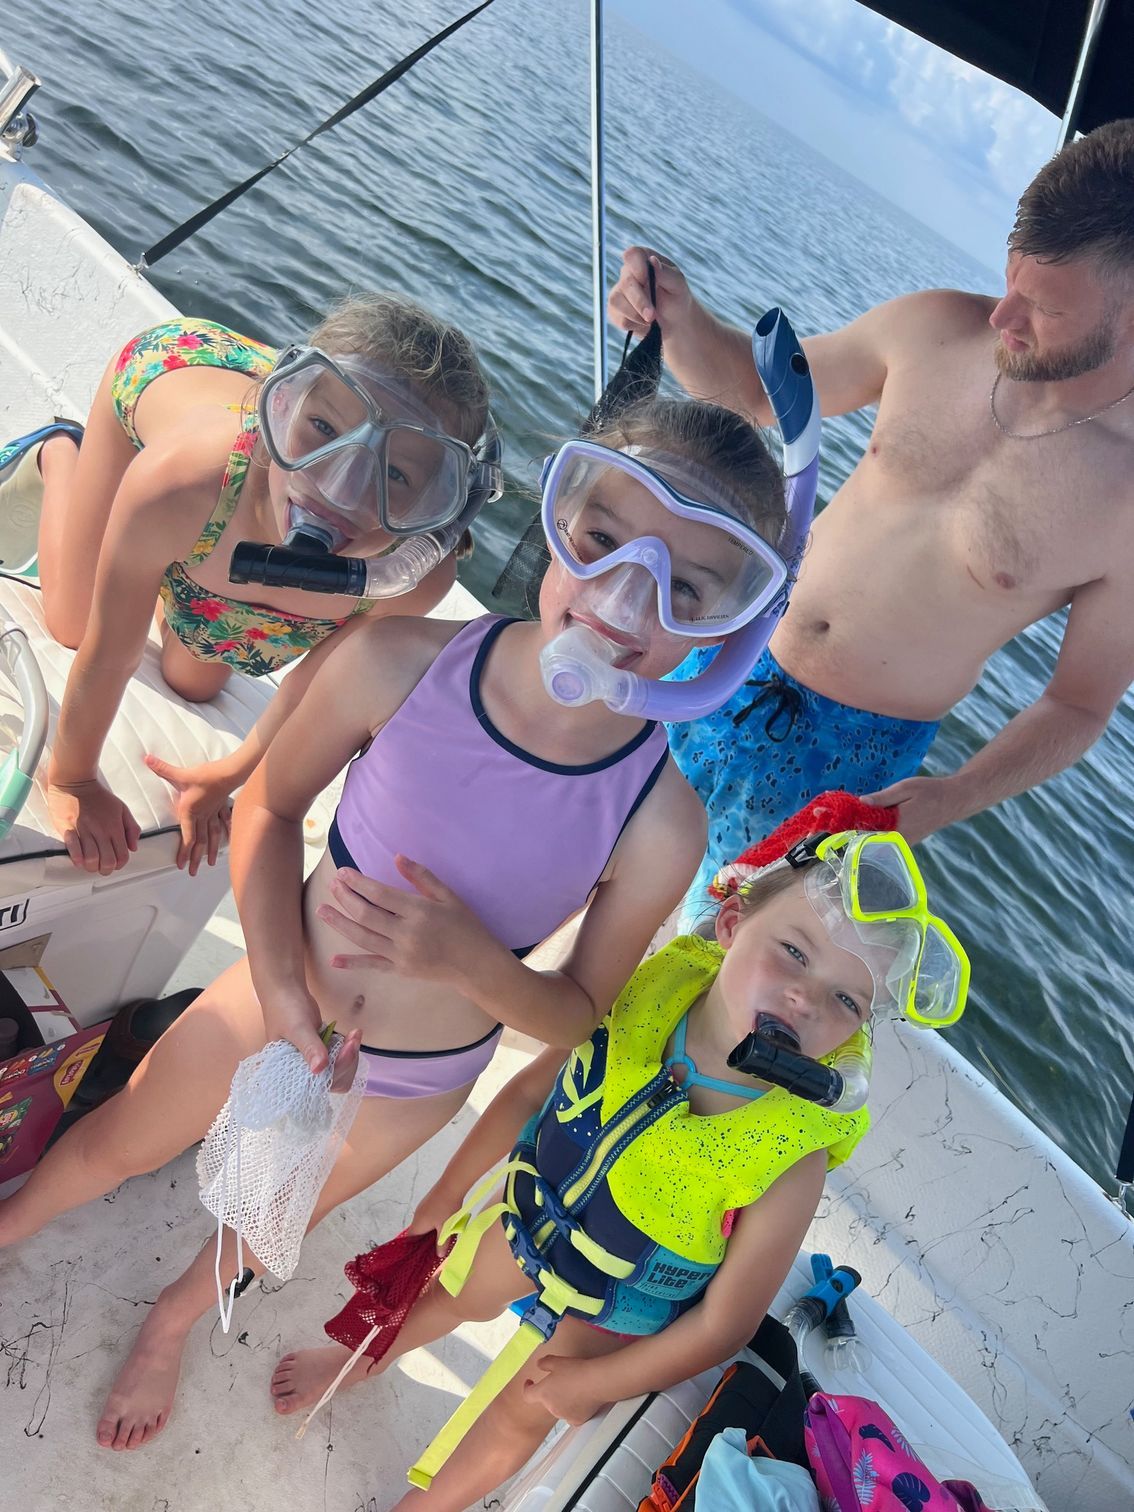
{"left": 608, "top": 0, "right": 1064, "bottom": 271}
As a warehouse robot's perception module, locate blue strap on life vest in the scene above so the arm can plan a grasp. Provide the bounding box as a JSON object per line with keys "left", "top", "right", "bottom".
{"left": 667, "top": 1012, "right": 767, "bottom": 1102}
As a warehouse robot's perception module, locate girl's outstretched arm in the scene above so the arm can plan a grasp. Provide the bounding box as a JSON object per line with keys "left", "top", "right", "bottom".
{"left": 523, "top": 1149, "right": 827, "bottom": 1424}
{"left": 229, "top": 614, "right": 445, "bottom": 1073}
{"left": 410, "top": 1046, "right": 564, "bottom": 1236}
{"left": 47, "top": 443, "right": 215, "bottom": 873}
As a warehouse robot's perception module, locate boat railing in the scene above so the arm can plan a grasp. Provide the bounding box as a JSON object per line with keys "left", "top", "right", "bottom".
{"left": 0, "top": 50, "right": 38, "bottom": 153}
{"left": 0, "top": 621, "right": 48, "bottom": 841}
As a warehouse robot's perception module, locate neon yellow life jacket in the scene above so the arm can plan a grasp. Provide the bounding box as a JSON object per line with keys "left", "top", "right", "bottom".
{"left": 407, "top": 935, "right": 870, "bottom": 1490}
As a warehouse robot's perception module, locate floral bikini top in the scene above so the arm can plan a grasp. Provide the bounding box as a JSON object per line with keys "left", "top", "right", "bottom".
{"left": 158, "top": 412, "right": 375, "bottom": 677}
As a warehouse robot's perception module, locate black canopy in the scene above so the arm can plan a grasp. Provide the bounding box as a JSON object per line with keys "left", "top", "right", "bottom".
{"left": 859, "top": 1, "right": 1133, "bottom": 136}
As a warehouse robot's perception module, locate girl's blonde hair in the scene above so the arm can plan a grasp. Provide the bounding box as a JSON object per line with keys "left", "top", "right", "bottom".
{"left": 309, "top": 292, "right": 490, "bottom": 447}
{"left": 691, "top": 850, "right": 809, "bottom": 938}
{"left": 588, "top": 397, "right": 786, "bottom": 547}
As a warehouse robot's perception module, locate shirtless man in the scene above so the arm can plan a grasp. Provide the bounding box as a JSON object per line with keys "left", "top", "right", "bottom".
{"left": 609, "top": 119, "right": 1134, "bottom": 899}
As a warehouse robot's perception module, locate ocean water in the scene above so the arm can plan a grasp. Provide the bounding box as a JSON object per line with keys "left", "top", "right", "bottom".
{"left": 4, "top": 0, "right": 1132, "bottom": 1190}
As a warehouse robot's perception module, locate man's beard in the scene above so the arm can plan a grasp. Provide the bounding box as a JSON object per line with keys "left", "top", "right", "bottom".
{"left": 995, "top": 319, "right": 1116, "bottom": 382}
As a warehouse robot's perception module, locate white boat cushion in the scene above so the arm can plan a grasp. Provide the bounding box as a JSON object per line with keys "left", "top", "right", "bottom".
{"left": 0, "top": 575, "right": 274, "bottom": 878}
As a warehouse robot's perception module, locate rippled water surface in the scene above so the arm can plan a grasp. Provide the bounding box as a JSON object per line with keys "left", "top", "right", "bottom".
{"left": 5, "top": 0, "right": 1132, "bottom": 1187}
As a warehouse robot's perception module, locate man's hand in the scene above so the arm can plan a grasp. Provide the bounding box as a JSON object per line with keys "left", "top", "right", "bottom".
{"left": 607, "top": 246, "right": 693, "bottom": 338}
{"left": 522, "top": 1355, "right": 607, "bottom": 1426}
{"left": 862, "top": 774, "right": 968, "bottom": 844}
{"left": 145, "top": 753, "right": 233, "bottom": 876}
{"left": 47, "top": 775, "right": 141, "bottom": 875}
{"left": 317, "top": 854, "right": 503, "bottom": 990}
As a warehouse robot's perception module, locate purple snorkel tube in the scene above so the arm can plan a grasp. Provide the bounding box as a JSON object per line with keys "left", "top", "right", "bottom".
{"left": 540, "top": 308, "right": 820, "bottom": 722}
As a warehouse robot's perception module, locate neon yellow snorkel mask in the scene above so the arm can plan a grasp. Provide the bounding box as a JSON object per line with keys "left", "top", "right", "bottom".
{"left": 796, "top": 830, "right": 970, "bottom": 1028}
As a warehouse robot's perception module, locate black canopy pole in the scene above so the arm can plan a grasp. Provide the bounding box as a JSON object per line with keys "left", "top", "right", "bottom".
{"left": 1059, "top": 0, "right": 1112, "bottom": 145}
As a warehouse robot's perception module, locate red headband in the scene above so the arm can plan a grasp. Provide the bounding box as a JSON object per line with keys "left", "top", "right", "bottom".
{"left": 708, "top": 790, "right": 899, "bottom": 901}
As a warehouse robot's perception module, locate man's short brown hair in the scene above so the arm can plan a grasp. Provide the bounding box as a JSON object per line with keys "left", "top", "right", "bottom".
{"left": 1009, "top": 119, "right": 1134, "bottom": 279}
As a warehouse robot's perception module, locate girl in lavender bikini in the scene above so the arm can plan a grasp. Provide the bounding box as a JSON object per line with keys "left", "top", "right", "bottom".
{"left": 0, "top": 385, "right": 792, "bottom": 1454}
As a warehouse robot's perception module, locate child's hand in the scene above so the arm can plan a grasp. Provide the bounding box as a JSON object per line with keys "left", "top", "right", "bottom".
{"left": 318, "top": 855, "right": 501, "bottom": 989}
{"left": 47, "top": 775, "right": 141, "bottom": 875}
{"left": 261, "top": 987, "right": 361, "bottom": 1085}
{"left": 408, "top": 1181, "right": 462, "bottom": 1245}
{"left": 145, "top": 754, "right": 234, "bottom": 875}
{"left": 522, "top": 1356, "right": 607, "bottom": 1426}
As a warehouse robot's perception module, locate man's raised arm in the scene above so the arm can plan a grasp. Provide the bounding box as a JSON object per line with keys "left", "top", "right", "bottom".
{"left": 607, "top": 245, "right": 895, "bottom": 426}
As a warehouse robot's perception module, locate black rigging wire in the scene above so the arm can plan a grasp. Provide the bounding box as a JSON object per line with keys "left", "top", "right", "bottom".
{"left": 136, "top": 0, "right": 496, "bottom": 270}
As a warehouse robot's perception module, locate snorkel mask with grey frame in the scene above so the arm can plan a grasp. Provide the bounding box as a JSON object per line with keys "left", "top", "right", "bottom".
{"left": 230, "top": 345, "right": 503, "bottom": 598}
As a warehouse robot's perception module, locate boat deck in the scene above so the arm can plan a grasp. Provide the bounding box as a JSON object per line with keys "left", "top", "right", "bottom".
{"left": 2, "top": 1036, "right": 535, "bottom": 1511}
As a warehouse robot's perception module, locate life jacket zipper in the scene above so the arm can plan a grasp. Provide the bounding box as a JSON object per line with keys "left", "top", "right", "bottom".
{"left": 559, "top": 1077, "right": 683, "bottom": 1213}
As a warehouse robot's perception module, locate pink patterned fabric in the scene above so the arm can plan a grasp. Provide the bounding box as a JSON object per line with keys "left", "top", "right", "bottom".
{"left": 804, "top": 1394, "right": 992, "bottom": 1512}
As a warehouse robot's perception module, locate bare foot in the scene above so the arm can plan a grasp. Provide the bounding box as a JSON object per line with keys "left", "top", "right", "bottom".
{"left": 96, "top": 1308, "right": 188, "bottom": 1450}
{"left": 270, "top": 1344, "right": 379, "bottom": 1415}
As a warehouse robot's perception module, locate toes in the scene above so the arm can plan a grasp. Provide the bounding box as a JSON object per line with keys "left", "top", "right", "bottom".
{"left": 96, "top": 1416, "right": 118, "bottom": 1449}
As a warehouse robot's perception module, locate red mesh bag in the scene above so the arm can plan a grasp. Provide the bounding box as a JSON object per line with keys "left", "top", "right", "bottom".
{"left": 708, "top": 790, "right": 899, "bottom": 900}
{"left": 324, "top": 1227, "right": 455, "bottom": 1363}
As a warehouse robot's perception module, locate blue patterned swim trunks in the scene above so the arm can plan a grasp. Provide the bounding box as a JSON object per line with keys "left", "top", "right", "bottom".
{"left": 666, "top": 643, "right": 940, "bottom": 919}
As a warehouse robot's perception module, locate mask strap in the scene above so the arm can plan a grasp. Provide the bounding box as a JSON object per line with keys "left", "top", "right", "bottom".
{"left": 582, "top": 262, "right": 661, "bottom": 437}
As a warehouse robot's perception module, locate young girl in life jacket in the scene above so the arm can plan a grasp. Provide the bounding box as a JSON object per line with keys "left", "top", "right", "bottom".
{"left": 0, "top": 295, "right": 499, "bottom": 875}
{"left": 269, "top": 828, "right": 968, "bottom": 1510}
{"left": 0, "top": 393, "right": 794, "bottom": 1452}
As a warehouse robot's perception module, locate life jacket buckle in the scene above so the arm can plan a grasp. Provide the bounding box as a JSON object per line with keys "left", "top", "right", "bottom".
{"left": 518, "top": 1295, "right": 562, "bottom": 1341}
{"left": 534, "top": 1175, "right": 578, "bottom": 1238}
{"left": 508, "top": 1218, "right": 548, "bottom": 1283}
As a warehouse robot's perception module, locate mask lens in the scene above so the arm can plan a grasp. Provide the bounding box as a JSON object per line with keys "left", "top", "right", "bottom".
{"left": 382, "top": 427, "right": 465, "bottom": 532}
{"left": 906, "top": 922, "right": 967, "bottom": 1026}
{"left": 848, "top": 836, "right": 921, "bottom": 920}
{"left": 547, "top": 451, "right": 780, "bottom": 630}
{"left": 264, "top": 366, "right": 369, "bottom": 466}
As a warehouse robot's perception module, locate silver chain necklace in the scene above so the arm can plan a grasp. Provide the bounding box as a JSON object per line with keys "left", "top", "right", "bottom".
{"left": 989, "top": 370, "right": 1134, "bottom": 439}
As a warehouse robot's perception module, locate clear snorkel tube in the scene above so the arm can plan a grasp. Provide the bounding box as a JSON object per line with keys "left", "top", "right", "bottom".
{"left": 228, "top": 423, "right": 504, "bottom": 599}
{"left": 0, "top": 623, "right": 47, "bottom": 842}
{"left": 540, "top": 308, "right": 820, "bottom": 722}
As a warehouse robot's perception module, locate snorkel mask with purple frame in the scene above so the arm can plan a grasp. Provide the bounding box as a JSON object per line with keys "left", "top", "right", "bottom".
{"left": 538, "top": 308, "right": 819, "bottom": 723}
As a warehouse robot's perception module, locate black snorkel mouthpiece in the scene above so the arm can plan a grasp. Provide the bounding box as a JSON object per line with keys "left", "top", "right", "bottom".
{"left": 728, "top": 1013, "right": 847, "bottom": 1109}
{"left": 283, "top": 521, "right": 337, "bottom": 553}
{"left": 229, "top": 539, "right": 369, "bottom": 596}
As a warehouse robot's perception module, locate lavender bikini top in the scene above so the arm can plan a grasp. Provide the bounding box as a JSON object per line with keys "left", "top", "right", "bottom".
{"left": 330, "top": 616, "right": 670, "bottom": 956}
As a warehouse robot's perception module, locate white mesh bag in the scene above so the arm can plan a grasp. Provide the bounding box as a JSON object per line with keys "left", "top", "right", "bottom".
{"left": 197, "top": 1034, "right": 366, "bottom": 1330}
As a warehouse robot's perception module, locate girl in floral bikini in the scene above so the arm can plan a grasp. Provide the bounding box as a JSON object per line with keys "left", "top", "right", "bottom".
{"left": 3, "top": 295, "right": 497, "bottom": 876}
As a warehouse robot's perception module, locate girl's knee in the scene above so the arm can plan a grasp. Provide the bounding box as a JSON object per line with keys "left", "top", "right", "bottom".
{"left": 493, "top": 1373, "right": 559, "bottom": 1439}
{"left": 42, "top": 605, "right": 85, "bottom": 651}
{"left": 159, "top": 640, "right": 231, "bottom": 703}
